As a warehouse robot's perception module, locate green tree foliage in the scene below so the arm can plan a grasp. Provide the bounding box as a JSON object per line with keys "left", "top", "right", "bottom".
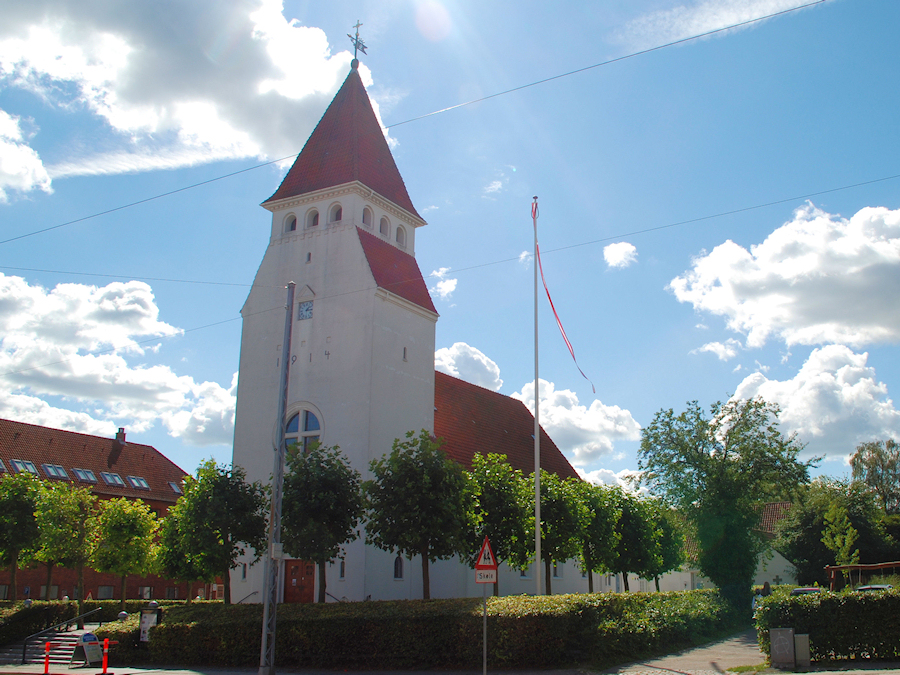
{"left": 850, "top": 439, "right": 900, "bottom": 514}
{"left": 537, "top": 471, "right": 582, "bottom": 595}
{"left": 606, "top": 487, "right": 659, "bottom": 591}
{"left": 176, "top": 460, "right": 267, "bottom": 603}
{"left": 364, "top": 430, "right": 472, "bottom": 599}
{"left": 638, "top": 398, "right": 814, "bottom": 608}
{"left": 282, "top": 444, "right": 364, "bottom": 603}
{"left": 93, "top": 498, "right": 158, "bottom": 609}
{"left": 572, "top": 481, "right": 620, "bottom": 593}
{"left": 156, "top": 501, "right": 208, "bottom": 602}
{"left": 775, "top": 479, "right": 891, "bottom": 585}
{"left": 465, "top": 453, "right": 533, "bottom": 595}
{"left": 644, "top": 500, "right": 686, "bottom": 591}
{"left": 0, "top": 472, "right": 42, "bottom": 602}
{"left": 34, "top": 483, "right": 97, "bottom": 622}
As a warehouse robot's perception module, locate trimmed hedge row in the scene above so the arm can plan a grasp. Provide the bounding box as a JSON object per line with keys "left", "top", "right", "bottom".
{"left": 755, "top": 588, "right": 900, "bottom": 661}
{"left": 95, "top": 590, "right": 741, "bottom": 670}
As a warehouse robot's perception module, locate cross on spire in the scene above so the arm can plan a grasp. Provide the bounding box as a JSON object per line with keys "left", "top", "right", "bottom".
{"left": 348, "top": 21, "right": 367, "bottom": 59}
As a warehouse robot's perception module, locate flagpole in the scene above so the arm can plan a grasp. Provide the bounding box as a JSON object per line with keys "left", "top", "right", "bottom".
{"left": 532, "top": 196, "right": 542, "bottom": 596}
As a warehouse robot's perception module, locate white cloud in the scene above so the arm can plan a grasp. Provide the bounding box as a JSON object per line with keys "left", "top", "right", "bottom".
{"left": 576, "top": 467, "right": 641, "bottom": 491}
{"left": 0, "top": 1, "right": 390, "bottom": 192}
{"left": 733, "top": 345, "right": 900, "bottom": 465}
{"left": 618, "top": 0, "right": 818, "bottom": 50}
{"left": 428, "top": 267, "right": 458, "bottom": 301}
{"left": 0, "top": 273, "right": 236, "bottom": 446}
{"left": 435, "top": 342, "right": 502, "bottom": 391}
{"left": 483, "top": 180, "right": 503, "bottom": 195}
{"left": 513, "top": 379, "right": 641, "bottom": 467}
{"left": 603, "top": 242, "right": 638, "bottom": 268}
{"left": 0, "top": 109, "right": 51, "bottom": 201}
{"left": 692, "top": 338, "right": 742, "bottom": 361}
{"left": 670, "top": 204, "right": 900, "bottom": 349}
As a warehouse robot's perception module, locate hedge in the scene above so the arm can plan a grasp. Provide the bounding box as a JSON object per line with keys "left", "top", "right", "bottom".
{"left": 94, "top": 590, "right": 742, "bottom": 670}
{"left": 755, "top": 587, "right": 900, "bottom": 661}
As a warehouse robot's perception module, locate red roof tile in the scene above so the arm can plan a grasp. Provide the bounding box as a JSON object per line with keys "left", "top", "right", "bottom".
{"left": 434, "top": 371, "right": 579, "bottom": 480}
{"left": 265, "top": 65, "right": 420, "bottom": 218}
{"left": 0, "top": 418, "right": 188, "bottom": 506}
{"left": 757, "top": 501, "right": 792, "bottom": 536}
{"left": 357, "top": 227, "right": 437, "bottom": 314}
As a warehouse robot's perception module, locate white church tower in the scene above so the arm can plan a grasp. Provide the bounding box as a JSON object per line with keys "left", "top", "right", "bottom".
{"left": 231, "top": 59, "right": 438, "bottom": 602}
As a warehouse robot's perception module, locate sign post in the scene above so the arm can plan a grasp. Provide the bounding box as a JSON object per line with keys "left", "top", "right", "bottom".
{"left": 474, "top": 536, "right": 498, "bottom": 675}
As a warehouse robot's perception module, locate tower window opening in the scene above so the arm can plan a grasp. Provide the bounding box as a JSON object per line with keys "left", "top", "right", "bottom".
{"left": 329, "top": 204, "right": 343, "bottom": 223}
{"left": 285, "top": 215, "right": 297, "bottom": 232}
{"left": 306, "top": 210, "right": 319, "bottom": 229}
{"left": 395, "top": 226, "right": 406, "bottom": 247}
{"left": 286, "top": 410, "right": 321, "bottom": 453}
{"left": 379, "top": 217, "right": 389, "bottom": 236}
{"left": 362, "top": 207, "right": 373, "bottom": 228}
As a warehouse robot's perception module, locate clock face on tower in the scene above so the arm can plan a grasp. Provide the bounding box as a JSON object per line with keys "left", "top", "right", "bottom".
{"left": 298, "top": 300, "right": 313, "bottom": 320}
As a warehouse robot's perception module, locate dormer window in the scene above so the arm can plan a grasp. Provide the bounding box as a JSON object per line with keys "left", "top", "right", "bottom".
{"left": 362, "top": 207, "right": 373, "bottom": 228}
{"left": 329, "top": 204, "right": 342, "bottom": 223}
{"left": 127, "top": 476, "right": 150, "bottom": 490}
{"left": 42, "top": 464, "right": 68, "bottom": 480}
{"left": 100, "top": 471, "right": 125, "bottom": 487}
{"left": 73, "top": 468, "right": 97, "bottom": 483}
{"left": 285, "top": 215, "right": 297, "bottom": 232}
{"left": 379, "top": 217, "right": 390, "bottom": 236}
{"left": 168, "top": 481, "right": 183, "bottom": 495}
{"left": 306, "top": 210, "right": 319, "bottom": 229}
{"left": 11, "top": 459, "right": 37, "bottom": 475}
{"left": 396, "top": 226, "right": 406, "bottom": 247}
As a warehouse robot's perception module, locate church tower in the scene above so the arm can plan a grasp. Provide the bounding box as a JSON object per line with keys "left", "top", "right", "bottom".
{"left": 231, "top": 59, "right": 438, "bottom": 602}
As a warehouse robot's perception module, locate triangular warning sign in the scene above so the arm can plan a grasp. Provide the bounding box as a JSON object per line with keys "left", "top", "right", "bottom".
{"left": 475, "top": 535, "right": 498, "bottom": 570}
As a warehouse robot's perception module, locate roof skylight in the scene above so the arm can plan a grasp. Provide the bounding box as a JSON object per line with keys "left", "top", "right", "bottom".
{"left": 100, "top": 471, "right": 125, "bottom": 487}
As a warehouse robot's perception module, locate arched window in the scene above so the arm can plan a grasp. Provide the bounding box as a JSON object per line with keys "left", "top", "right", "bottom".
{"left": 379, "top": 217, "right": 390, "bottom": 236}
{"left": 393, "top": 556, "right": 403, "bottom": 579}
{"left": 285, "top": 410, "right": 321, "bottom": 453}
{"left": 306, "top": 210, "right": 319, "bottom": 229}
{"left": 285, "top": 215, "right": 297, "bottom": 232}
{"left": 329, "top": 204, "right": 343, "bottom": 223}
{"left": 362, "top": 207, "right": 373, "bottom": 228}
{"left": 395, "top": 226, "right": 406, "bottom": 247}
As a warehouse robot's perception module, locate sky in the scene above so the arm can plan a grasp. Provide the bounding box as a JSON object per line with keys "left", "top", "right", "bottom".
{"left": 1, "top": 0, "right": 899, "bottom": 486}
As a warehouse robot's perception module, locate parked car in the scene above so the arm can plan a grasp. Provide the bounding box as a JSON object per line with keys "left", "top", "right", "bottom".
{"left": 790, "top": 587, "right": 822, "bottom": 595}
{"left": 855, "top": 584, "right": 892, "bottom": 592}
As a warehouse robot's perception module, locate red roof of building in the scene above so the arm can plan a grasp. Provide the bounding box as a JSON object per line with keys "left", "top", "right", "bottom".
{"left": 265, "top": 65, "right": 420, "bottom": 218}
{"left": 757, "top": 501, "right": 793, "bottom": 537}
{"left": 357, "top": 227, "right": 437, "bottom": 314}
{"left": 434, "top": 371, "right": 579, "bottom": 480}
{"left": 0, "top": 418, "right": 188, "bottom": 506}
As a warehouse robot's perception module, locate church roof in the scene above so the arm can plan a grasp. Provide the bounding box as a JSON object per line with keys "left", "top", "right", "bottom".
{"left": 0, "top": 418, "right": 188, "bottom": 507}
{"left": 265, "top": 64, "right": 420, "bottom": 219}
{"left": 357, "top": 227, "right": 437, "bottom": 314}
{"left": 434, "top": 371, "right": 580, "bottom": 480}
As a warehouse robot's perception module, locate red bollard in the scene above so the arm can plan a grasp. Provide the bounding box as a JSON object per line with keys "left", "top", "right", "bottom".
{"left": 43, "top": 641, "right": 50, "bottom": 675}
{"left": 102, "top": 638, "right": 109, "bottom": 674}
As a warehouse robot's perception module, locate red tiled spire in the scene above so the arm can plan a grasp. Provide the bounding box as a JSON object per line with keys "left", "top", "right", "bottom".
{"left": 265, "top": 64, "right": 420, "bottom": 218}
{"left": 357, "top": 227, "right": 436, "bottom": 314}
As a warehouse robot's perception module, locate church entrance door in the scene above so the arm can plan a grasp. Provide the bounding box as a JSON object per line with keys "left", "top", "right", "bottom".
{"left": 283, "top": 560, "right": 315, "bottom": 603}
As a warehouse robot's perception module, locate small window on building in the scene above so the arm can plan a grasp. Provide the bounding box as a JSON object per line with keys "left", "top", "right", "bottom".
{"left": 42, "top": 464, "right": 68, "bottom": 480}
{"left": 41, "top": 585, "right": 60, "bottom": 600}
{"left": 11, "top": 459, "right": 38, "bottom": 475}
{"left": 552, "top": 562, "right": 562, "bottom": 579}
{"left": 402, "top": 346, "right": 407, "bottom": 362}
{"left": 242, "top": 563, "right": 247, "bottom": 580}
{"left": 165, "top": 587, "right": 178, "bottom": 600}
{"left": 127, "top": 476, "right": 150, "bottom": 490}
{"left": 329, "top": 204, "right": 342, "bottom": 223}
{"left": 520, "top": 567, "right": 530, "bottom": 579}
{"left": 138, "top": 586, "right": 153, "bottom": 600}
{"left": 395, "top": 226, "right": 406, "bottom": 247}
{"left": 285, "top": 410, "right": 321, "bottom": 453}
{"left": 0, "top": 585, "right": 8, "bottom": 600}
{"left": 73, "top": 468, "right": 97, "bottom": 483}
{"left": 285, "top": 214, "right": 297, "bottom": 232}
{"left": 393, "top": 556, "right": 403, "bottom": 580}
{"left": 306, "top": 252, "right": 312, "bottom": 263}
{"left": 306, "top": 209, "right": 319, "bottom": 229}
{"left": 379, "top": 216, "right": 390, "bottom": 236}
{"left": 100, "top": 472, "right": 125, "bottom": 487}
{"left": 362, "top": 207, "right": 373, "bottom": 228}
{"left": 168, "top": 481, "right": 183, "bottom": 494}
{"left": 339, "top": 560, "right": 345, "bottom": 579}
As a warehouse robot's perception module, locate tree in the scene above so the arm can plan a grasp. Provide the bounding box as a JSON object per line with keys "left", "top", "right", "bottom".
{"left": 0, "top": 473, "right": 42, "bottom": 602}
{"left": 637, "top": 398, "right": 814, "bottom": 608}
{"left": 775, "top": 479, "right": 890, "bottom": 585}
{"left": 34, "top": 483, "right": 97, "bottom": 623}
{"left": 465, "top": 453, "right": 533, "bottom": 595}
{"left": 850, "top": 440, "right": 900, "bottom": 514}
{"left": 536, "top": 471, "right": 583, "bottom": 595}
{"left": 156, "top": 501, "right": 208, "bottom": 603}
{"left": 606, "top": 487, "right": 659, "bottom": 591}
{"left": 177, "top": 460, "right": 267, "bottom": 603}
{"left": 364, "top": 430, "right": 472, "bottom": 599}
{"left": 822, "top": 501, "right": 860, "bottom": 578}
{"left": 572, "top": 481, "right": 620, "bottom": 593}
{"left": 644, "top": 500, "right": 686, "bottom": 591}
{"left": 93, "top": 498, "right": 157, "bottom": 609}
{"left": 281, "top": 444, "right": 364, "bottom": 603}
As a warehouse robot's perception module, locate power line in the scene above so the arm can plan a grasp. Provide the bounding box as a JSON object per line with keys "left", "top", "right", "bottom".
{"left": 0, "top": 1, "right": 825, "bottom": 247}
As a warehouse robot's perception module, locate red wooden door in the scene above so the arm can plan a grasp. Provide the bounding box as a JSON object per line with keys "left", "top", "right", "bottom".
{"left": 283, "top": 560, "right": 315, "bottom": 603}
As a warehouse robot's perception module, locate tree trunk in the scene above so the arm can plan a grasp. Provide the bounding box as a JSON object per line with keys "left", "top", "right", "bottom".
{"left": 224, "top": 572, "right": 232, "bottom": 604}
{"left": 655, "top": 576, "right": 661, "bottom": 592}
{"left": 77, "top": 563, "right": 85, "bottom": 629}
{"left": 623, "top": 572, "right": 630, "bottom": 592}
{"left": 10, "top": 552, "right": 18, "bottom": 602}
{"left": 544, "top": 558, "right": 552, "bottom": 596}
{"left": 120, "top": 575, "right": 128, "bottom": 610}
{"left": 44, "top": 562, "right": 54, "bottom": 600}
{"left": 317, "top": 560, "right": 327, "bottom": 603}
{"left": 421, "top": 552, "right": 430, "bottom": 600}
{"left": 588, "top": 569, "right": 594, "bottom": 594}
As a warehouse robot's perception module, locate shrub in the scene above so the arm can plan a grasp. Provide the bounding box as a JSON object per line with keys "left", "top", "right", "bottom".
{"left": 0, "top": 601, "right": 78, "bottom": 645}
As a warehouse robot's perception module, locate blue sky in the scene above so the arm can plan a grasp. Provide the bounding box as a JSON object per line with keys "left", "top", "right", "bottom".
{"left": 1, "top": 0, "right": 899, "bottom": 484}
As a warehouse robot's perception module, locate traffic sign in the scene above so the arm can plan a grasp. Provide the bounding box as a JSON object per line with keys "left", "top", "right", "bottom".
{"left": 475, "top": 536, "right": 498, "bottom": 570}
{"left": 476, "top": 569, "right": 497, "bottom": 584}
